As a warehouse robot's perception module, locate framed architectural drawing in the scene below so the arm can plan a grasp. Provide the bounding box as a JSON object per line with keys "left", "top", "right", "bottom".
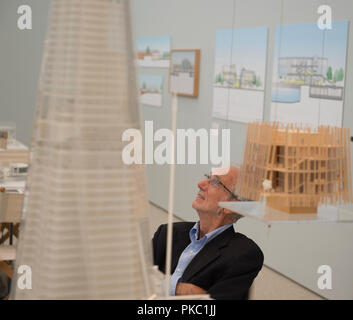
{"left": 139, "top": 74, "right": 163, "bottom": 107}
{"left": 212, "top": 27, "right": 268, "bottom": 123}
{"left": 169, "top": 49, "right": 200, "bottom": 97}
{"left": 271, "top": 21, "right": 349, "bottom": 128}
{"left": 137, "top": 36, "right": 171, "bottom": 68}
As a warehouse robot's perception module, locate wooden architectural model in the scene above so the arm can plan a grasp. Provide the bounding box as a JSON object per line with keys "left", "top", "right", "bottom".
{"left": 11, "top": 0, "right": 155, "bottom": 299}
{"left": 237, "top": 122, "right": 353, "bottom": 213}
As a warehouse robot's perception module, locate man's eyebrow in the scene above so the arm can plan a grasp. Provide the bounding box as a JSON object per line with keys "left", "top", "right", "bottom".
{"left": 214, "top": 175, "right": 224, "bottom": 183}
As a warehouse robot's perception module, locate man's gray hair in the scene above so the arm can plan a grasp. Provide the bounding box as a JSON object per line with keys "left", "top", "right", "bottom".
{"left": 229, "top": 163, "right": 243, "bottom": 224}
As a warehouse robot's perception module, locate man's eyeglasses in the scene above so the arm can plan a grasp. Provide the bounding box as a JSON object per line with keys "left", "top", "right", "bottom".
{"left": 204, "top": 173, "right": 250, "bottom": 202}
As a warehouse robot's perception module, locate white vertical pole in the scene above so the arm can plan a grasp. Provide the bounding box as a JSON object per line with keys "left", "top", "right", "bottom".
{"left": 165, "top": 93, "right": 178, "bottom": 297}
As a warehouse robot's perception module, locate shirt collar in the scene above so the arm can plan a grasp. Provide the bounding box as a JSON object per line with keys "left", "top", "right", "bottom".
{"left": 189, "top": 221, "right": 233, "bottom": 243}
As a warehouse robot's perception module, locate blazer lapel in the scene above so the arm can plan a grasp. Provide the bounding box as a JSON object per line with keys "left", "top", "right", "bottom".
{"left": 181, "top": 244, "right": 220, "bottom": 281}
{"left": 171, "top": 223, "right": 194, "bottom": 273}
{"left": 181, "top": 226, "right": 235, "bottom": 281}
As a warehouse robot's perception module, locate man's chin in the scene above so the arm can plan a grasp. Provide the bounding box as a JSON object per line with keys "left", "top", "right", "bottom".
{"left": 192, "top": 199, "right": 200, "bottom": 210}
{"left": 192, "top": 198, "right": 205, "bottom": 210}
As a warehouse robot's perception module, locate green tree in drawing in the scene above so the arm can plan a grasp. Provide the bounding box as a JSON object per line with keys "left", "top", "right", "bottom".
{"left": 255, "top": 76, "right": 262, "bottom": 87}
{"left": 215, "top": 73, "right": 223, "bottom": 84}
{"left": 337, "top": 68, "right": 344, "bottom": 82}
{"left": 142, "top": 82, "right": 147, "bottom": 90}
{"left": 146, "top": 46, "right": 151, "bottom": 54}
{"left": 326, "top": 66, "right": 332, "bottom": 81}
{"left": 333, "top": 69, "right": 339, "bottom": 83}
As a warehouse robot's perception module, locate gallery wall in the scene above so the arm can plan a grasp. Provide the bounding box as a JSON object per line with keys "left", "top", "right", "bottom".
{"left": 131, "top": 0, "right": 353, "bottom": 299}
{"left": 0, "top": 0, "right": 353, "bottom": 299}
{"left": 0, "top": 0, "right": 50, "bottom": 146}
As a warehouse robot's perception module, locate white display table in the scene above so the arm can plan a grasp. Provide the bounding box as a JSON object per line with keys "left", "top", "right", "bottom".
{"left": 218, "top": 201, "right": 353, "bottom": 225}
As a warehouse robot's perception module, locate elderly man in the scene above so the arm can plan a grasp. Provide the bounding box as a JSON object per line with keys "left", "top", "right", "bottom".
{"left": 152, "top": 166, "right": 264, "bottom": 300}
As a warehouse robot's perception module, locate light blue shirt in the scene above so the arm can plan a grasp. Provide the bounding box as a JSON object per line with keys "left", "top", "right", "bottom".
{"left": 169, "top": 221, "right": 233, "bottom": 295}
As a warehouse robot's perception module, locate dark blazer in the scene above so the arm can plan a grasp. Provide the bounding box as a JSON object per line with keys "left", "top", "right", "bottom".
{"left": 153, "top": 222, "right": 264, "bottom": 300}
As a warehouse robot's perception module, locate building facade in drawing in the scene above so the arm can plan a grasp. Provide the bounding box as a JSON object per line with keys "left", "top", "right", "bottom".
{"left": 278, "top": 56, "right": 329, "bottom": 85}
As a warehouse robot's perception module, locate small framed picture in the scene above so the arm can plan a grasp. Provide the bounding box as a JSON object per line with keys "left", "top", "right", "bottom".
{"left": 169, "top": 49, "right": 200, "bottom": 97}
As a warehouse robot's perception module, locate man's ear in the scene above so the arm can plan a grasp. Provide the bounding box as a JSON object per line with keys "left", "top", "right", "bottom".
{"left": 223, "top": 208, "right": 234, "bottom": 215}
{"left": 218, "top": 207, "right": 234, "bottom": 216}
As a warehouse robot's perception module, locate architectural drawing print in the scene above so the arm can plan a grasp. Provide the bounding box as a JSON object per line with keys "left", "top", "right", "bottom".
{"left": 169, "top": 49, "right": 200, "bottom": 97}
{"left": 139, "top": 74, "right": 163, "bottom": 107}
{"left": 137, "top": 36, "right": 171, "bottom": 68}
{"left": 271, "top": 21, "right": 349, "bottom": 127}
{"left": 212, "top": 27, "right": 268, "bottom": 123}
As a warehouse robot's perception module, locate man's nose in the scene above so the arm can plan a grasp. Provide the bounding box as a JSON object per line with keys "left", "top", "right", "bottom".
{"left": 198, "top": 179, "right": 208, "bottom": 190}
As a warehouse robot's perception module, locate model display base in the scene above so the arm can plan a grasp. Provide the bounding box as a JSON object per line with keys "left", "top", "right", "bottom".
{"left": 218, "top": 201, "right": 353, "bottom": 225}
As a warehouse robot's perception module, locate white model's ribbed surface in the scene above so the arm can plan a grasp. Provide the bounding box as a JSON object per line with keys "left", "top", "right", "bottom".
{"left": 11, "top": 0, "right": 154, "bottom": 299}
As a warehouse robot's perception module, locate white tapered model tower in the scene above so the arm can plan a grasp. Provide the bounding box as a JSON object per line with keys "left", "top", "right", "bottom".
{"left": 11, "top": 0, "right": 155, "bottom": 299}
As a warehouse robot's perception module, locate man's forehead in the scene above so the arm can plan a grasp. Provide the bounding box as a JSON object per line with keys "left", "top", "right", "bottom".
{"left": 211, "top": 167, "right": 231, "bottom": 176}
{"left": 211, "top": 167, "right": 239, "bottom": 187}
